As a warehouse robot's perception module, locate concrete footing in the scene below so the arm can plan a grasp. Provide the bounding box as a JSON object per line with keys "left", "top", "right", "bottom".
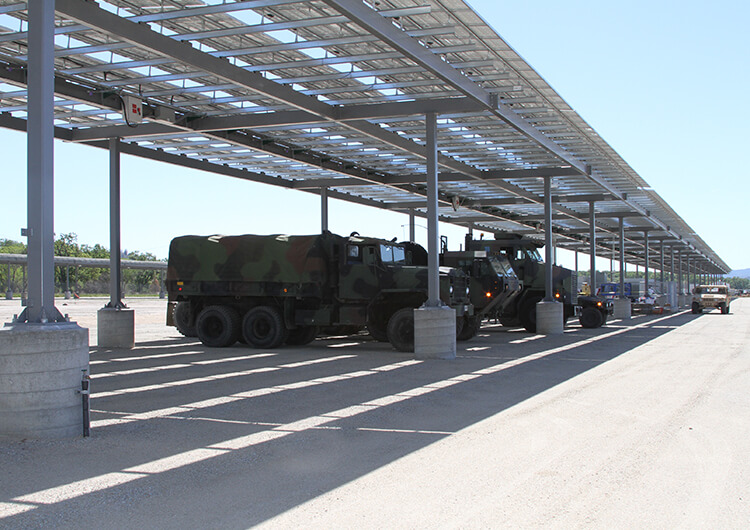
{"left": 97, "top": 307, "right": 135, "bottom": 349}
{"left": 0, "top": 322, "right": 89, "bottom": 440}
{"left": 613, "top": 298, "right": 632, "bottom": 319}
{"left": 5, "top": 290, "right": 11, "bottom": 300}
{"left": 678, "top": 295, "right": 690, "bottom": 309}
{"left": 414, "top": 306, "right": 456, "bottom": 360}
{"left": 536, "top": 300, "right": 564, "bottom": 335}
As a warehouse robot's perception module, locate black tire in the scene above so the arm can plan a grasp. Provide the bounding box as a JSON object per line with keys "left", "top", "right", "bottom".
{"left": 579, "top": 306, "right": 604, "bottom": 328}
{"left": 286, "top": 326, "right": 318, "bottom": 346}
{"left": 387, "top": 308, "right": 415, "bottom": 353}
{"left": 173, "top": 301, "right": 197, "bottom": 337}
{"left": 196, "top": 305, "right": 240, "bottom": 347}
{"left": 519, "top": 297, "right": 541, "bottom": 333}
{"left": 721, "top": 304, "right": 730, "bottom": 315}
{"left": 691, "top": 302, "right": 701, "bottom": 314}
{"left": 366, "top": 321, "right": 389, "bottom": 342}
{"left": 242, "top": 306, "right": 288, "bottom": 349}
{"left": 457, "top": 315, "right": 481, "bottom": 341}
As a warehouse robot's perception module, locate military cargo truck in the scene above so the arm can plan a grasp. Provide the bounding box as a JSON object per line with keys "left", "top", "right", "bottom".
{"left": 465, "top": 234, "right": 611, "bottom": 332}
{"left": 166, "top": 232, "right": 471, "bottom": 352}
{"left": 439, "top": 250, "right": 522, "bottom": 340}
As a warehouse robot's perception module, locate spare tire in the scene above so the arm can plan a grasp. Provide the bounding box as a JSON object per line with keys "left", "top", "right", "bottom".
{"left": 579, "top": 306, "right": 604, "bottom": 328}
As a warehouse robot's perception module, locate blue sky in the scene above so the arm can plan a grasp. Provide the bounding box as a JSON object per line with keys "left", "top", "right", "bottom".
{"left": 1, "top": 1, "right": 748, "bottom": 272}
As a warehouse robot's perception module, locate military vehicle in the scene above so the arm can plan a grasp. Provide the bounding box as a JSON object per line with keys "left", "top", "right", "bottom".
{"left": 166, "top": 232, "right": 472, "bottom": 352}
{"left": 439, "top": 249, "right": 522, "bottom": 339}
{"left": 465, "top": 234, "right": 611, "bottom": 332}
{"left": 691, "top": 284, "right": 731, "bottom": 314}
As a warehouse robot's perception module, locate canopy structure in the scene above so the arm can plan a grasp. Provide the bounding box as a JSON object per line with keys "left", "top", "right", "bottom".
{"left": 0, "top": 0, "right": 729, "bottom": 275}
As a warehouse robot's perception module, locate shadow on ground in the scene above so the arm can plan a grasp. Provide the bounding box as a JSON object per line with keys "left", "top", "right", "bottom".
{"left": 0, "top": 310, "right": 701, "bottom": 528}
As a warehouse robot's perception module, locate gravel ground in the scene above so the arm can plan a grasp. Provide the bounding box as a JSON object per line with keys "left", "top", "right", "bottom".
{"left": 1, "top": 297, "right": 749, "bottom": 528}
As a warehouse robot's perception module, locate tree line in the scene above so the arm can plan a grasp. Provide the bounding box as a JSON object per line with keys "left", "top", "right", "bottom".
{"left": 0, "top": 233, "right": 164, "bottom": 296}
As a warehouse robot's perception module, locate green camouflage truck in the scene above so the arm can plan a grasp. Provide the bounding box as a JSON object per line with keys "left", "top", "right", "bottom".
{"left": 466, "top": 234, "right": 611, "bottom": 332}
{"left": 166, "top": 232, "right": 471, "bottom": 352}
{"left": 439, "top": 250, "right": 522, "bottom": 340}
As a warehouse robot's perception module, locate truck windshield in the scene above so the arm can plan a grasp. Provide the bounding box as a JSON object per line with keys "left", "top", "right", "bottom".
{"left": 698, "top": 286, "right": 727, "bottom": 294}
{"left": 488, "top": 256, "right": 514, "bottom": 277}
{"left": 380, "top": 244, "right": 407, "bottom": 264}
{"left": 514, "top": 248, "right": 542, "bottom": 263}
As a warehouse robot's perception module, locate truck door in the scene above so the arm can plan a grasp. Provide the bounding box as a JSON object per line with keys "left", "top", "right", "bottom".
{"left": 338, "top": 243, "right": 380, "bottom": 300}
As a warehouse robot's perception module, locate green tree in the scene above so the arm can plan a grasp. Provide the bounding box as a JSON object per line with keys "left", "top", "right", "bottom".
{"left": 725, "top": 276, "right": 750, "bottom": 290}
{"left": 122, "top": 251, "right": 161, "bottom": 294}
{"left": 0, "top": 239, "right": 27, "bottom": 295}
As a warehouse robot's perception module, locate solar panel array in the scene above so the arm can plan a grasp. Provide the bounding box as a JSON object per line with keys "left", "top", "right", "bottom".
{"left": 0, "top": 0, "right": 729, "bottom": 274}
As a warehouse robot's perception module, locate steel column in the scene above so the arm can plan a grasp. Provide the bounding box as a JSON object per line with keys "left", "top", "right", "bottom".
{"left": 107, "top": 137, "right": 124, "bottom": 308}
{"left": 409, "top": 208, "right": 415, "bottom": 242}
{"left": 619, "top": 218, "right": 625, "bottom": 299}
{"left": 425, "top": 112, "right": 440, "bottom": 307}
{"left": 22, "top": 0, "right": 60, "bottom": 323}
{"left": 670, "top": 247, "right": 674, "bottom": 282}
{"left": 544, "top": 177, "right": 554, "bottom": 302}
{"left": 643, "top": 230, "right": 650, "bottom": 293}
{"left": 678, "top": 250, "right": 683, "bottom": 294}
{"left": 588, "top": 201, "right": 596, "bottom": 294}
{"left": 321, "top": 187, "right": 328, "bottom": 232}
{"left": 660, "top": 240, "right": 665, "bottom": 289}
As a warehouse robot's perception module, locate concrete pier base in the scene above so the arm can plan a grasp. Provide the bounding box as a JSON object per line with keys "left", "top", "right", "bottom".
{"left": 414, "top": 306, "right": 456, "bottom": 360}
{"left": 613, "top": 298, "right": 632, "bottom": 320}
{"left": 97, "top": 307, "right": 135, "bottom": 349}
{"left": 678, "top": 295, "right": 690, "bottom": 309}
{"left": 0, "top": 322, "right": 89, "bottom": 440}
{"left": 536, "top": 300, "right": 564, "bottom": 335}
{"left": 5, "top": 290, "right": 11, "bottom": 300}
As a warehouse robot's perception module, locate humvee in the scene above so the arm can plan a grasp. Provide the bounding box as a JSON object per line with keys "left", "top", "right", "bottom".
{"left": 691, "top": 285, "right": 731, "bottom": 314}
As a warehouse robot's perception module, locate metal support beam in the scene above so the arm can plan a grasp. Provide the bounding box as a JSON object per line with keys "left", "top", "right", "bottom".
{"left": 21, "top": 0, "right": 62, "bottom": 323}
{"left": 660, "top": 241, "right": 665, "bottom": 288}
{"left": 619, "top": 218, "right": 626, "bottom": 299}
{"left": 544, "top": 177, "right": 554, "bottom": 302}
{"left": 644, "top": 230, "right": 650, "bottom": 293}
{"left": 425, "top": 113, "right": 440, "bottom": 307}
{"left": 589, "top": 201, "right": 597, "bottom": 294}
{"left": 670, "top": 247, "right": 675, "bottom": 282}
{"left": 409, "top": 208, "right": 416, "bottom": 242}
{"left": 107, "top": 138, "right": 124, "bottom": 308}
{"left": 320, "top": 187, "right": 329, "bottom": 232}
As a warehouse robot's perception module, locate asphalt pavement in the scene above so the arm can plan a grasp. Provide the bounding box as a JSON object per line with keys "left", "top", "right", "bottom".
{"left": 1, "top": 297, "right": 748, "bottom": 528}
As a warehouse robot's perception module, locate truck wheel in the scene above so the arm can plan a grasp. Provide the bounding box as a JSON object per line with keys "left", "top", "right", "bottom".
{"left": 457, "top": 315, "right": 481, "bottom": 341}
{"left": 579, "top": 306, "right": 604, "bottom": 328}
{"left": 242, "top": 306, "right": 288, "bottom": 349}
{"left": 286, "top": 326, "right": 318, "bottom": 346}
{"left": 173, "top": 301, "right": 197, "bottom": 337}
{"left": 387, "top": 308, "right": 415, "bottom": 353}
{"left": 519, "top": 297, "right": 541, "bottom": 333}
{"left": 691, "top": 302, "right": 701, "bottom": 314}
{"left": 720, "top": 304, "right": 729, "bottom": 315}
{"left": 196, "top": 306, "right": 240, "bottom": 347}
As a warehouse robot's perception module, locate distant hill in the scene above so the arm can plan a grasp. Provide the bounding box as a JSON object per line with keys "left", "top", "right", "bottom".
{"left": 728, "top": 268, "right": 750, "bottom": 279}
